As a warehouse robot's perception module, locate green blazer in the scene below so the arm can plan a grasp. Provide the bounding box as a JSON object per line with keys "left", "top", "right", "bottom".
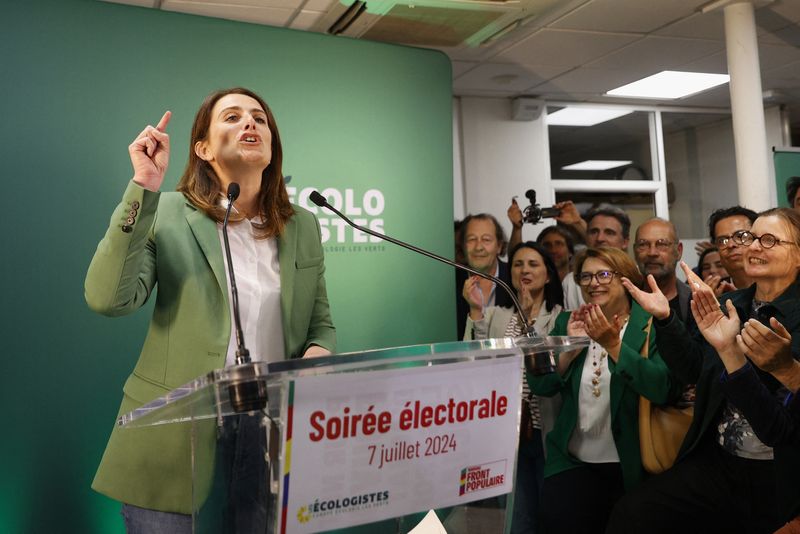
{"left": 85, "top": 181, "right": 336, "bottom": 513}
{"left": 530, "top": 302, "right": 675, "bottom": 490}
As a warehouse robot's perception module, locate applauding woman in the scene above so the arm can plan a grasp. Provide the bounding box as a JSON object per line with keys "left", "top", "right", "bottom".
{"left": 608, "top": 208, "right": 800, "bottom": 533}
{"left": 463, "top": 241, "right": 563, "bottom": 534}
{"left": 85, "top": 88, "right": 335, "bottom": 531}
{"left": 530, "top": 247, "right": 674, "bottom": 534}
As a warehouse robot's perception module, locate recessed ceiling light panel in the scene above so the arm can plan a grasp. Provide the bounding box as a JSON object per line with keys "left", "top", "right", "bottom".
{"left": 562, "top": 160, "right": 633, "bottom": 171}
{"left": 606, "top": 70, "right": 730, "bottom": 100}
{"left": 547, "top": 107, "right": 634, "bottom": 127}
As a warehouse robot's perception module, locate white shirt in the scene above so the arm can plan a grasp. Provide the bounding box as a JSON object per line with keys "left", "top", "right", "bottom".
{"left": 218, "top": 206, "right": 285, "bottom": 367}
{"left": 562, "top": 274, "right": 585, "bottom": 310}
{"left": 567, "top": 321, "right": 630, "bottom": 464}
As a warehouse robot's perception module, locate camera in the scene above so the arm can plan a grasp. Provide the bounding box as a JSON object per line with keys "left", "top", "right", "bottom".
{"left": 521, "top": 189, "right": 560, "bottom": 224}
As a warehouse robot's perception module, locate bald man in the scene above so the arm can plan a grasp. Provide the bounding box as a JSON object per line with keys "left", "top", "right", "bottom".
{"left": 633, "top": 218, "right": 691, "bottom": 323}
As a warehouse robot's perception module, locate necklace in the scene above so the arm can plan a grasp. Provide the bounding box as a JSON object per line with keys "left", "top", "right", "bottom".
{"left": 588, "top": 315, "right": 629, "bottom": 398}
{"left": 590, "top": 343, "right": 608, "bottom": 398}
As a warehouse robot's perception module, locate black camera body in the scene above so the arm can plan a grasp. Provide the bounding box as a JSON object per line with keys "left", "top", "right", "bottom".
{"left": 522, "top": 190, "right": 560, "bottom": 224}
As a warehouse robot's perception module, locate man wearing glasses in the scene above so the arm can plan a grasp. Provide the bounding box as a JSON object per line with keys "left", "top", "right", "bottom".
{"left": 708, "top": 206, "right": 758, "bottom": 291}
{"left": 633, "top": 218, "right": 691, "bottom": 323}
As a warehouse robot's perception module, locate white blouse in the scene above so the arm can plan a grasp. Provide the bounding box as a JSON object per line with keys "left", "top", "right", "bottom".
{"left": 218, "top": 210, "right": 285, "bottom": 367}
{"left": 567, "top": 320, "right": 629, "bottom": 464}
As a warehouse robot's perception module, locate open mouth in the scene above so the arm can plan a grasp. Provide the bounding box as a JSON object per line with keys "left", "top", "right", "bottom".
{"left": 748, "top": 257, "right": 767, "bottom": 265}
{"left": 240, "top": 134, "right": 261, "bottom": 144}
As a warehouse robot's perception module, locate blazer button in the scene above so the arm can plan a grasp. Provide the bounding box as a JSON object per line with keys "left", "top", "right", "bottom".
{"left": 121, "top": 225, "right": 132, "bottom": 233}
{"left": 126, "top": 216, "right": 135, "bottom": 225}
{"left": 129, "top": 209, "right": 138, "bottom": 218}
{"left": 131, "top": 201, "right": 140, "bottom": 210}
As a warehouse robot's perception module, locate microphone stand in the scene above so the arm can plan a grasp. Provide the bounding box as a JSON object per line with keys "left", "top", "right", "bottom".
{"left": 222, "top": 183, "right": 268, "bottom": 412}
{"left": 309, "top": 191, "right": 556, "bottom": 374}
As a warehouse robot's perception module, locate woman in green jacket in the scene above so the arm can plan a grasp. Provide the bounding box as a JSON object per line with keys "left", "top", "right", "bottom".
{"left": 531, "top": 247, "right": 674, "bottom": 534}
{"left": 85, "top": 88, "right": 336, "bottom": 532}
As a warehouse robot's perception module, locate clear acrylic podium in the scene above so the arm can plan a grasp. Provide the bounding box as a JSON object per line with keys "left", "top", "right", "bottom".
{"left": 119, "top": 336, "right": 588, "bottom": 534}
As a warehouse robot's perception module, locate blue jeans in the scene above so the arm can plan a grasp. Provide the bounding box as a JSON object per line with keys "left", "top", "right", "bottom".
{"left": 121, "top": 504, "right": 192, "bottom": 534}
{"left": 122, "top": 413, "right": 269, "bottom": 534}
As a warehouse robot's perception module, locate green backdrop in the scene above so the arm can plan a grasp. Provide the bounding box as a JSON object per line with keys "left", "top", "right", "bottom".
{"left": 0, "top": 1, "right": 454, "bottom": 531}
{"left": 774, "top": 148, "right": 800, "bottom": 207}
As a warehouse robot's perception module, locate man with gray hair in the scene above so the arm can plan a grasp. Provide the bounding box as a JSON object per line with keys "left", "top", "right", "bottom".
{"left": 563, "top": 203, "right": 632, "bottom": 309}
{"left": 633, "top": 217, "right": 691, "bottom": 322}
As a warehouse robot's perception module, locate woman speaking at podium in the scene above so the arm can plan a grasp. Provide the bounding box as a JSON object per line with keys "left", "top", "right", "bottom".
{"left": 85, "top": 88, "right": 336, "bottom": 531}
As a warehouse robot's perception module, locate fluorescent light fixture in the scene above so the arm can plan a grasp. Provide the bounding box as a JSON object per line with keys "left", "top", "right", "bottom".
{"left": 547, "top": 107, "right": 634, "bottom": 126}
{"left": 562, "top": 160, "right": 632, "bottom": 171}
{"left": 606, "top": 70, "right": 730, "bottom": 99}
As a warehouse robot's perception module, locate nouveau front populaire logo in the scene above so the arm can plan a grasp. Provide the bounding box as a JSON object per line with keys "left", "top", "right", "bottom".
{"left": 459, "top": 460, "right": 507, "bottom": 496}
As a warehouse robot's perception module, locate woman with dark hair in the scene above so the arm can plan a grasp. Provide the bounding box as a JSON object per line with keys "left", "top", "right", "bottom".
{"left": 85, "top": 88, "right": 336, "bottom": 531}
{"left": 463, "top": 241, "right": 563, "bottom": 534}
{"left": 609, "top": 208, "right": 800, "bottom": 533}
{"left": 531, "top": 247, "right": 675, "bottom": 534}
{"left": 698, "top": 246, "right": 733, "bottom": 297}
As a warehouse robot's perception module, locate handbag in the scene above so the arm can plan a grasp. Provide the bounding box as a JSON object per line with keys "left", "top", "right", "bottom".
{"left": 638, "top": 317, "right": 693, "bottom": 474}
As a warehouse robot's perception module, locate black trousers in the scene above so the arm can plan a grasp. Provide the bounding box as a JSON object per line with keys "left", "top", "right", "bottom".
{"left": 539, "top": 462, "right": 625, "bottom": 534}
{"left": 605, "top": 438, "right": 781, "bottom": 534}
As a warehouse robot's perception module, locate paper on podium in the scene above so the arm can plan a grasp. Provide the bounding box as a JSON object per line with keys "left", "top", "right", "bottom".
{"left": 409, "top": 510, "right": 448, "bottom": 534}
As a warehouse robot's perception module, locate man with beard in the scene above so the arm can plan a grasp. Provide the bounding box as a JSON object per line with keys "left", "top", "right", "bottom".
{"left": 708, "top": 206, "right": 758, "bottom": 291}
{"left": 633, "top": 218, "right": 691, "bottom": 322}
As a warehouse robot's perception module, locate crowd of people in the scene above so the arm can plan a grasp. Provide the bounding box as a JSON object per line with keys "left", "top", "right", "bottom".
{"left": 455, "top": 186, "right": 800, "bottom": 534}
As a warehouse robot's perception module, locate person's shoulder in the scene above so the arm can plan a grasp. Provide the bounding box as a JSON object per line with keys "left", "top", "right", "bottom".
{"left": 290, "top": 203, "right": 318, "bottom": 224}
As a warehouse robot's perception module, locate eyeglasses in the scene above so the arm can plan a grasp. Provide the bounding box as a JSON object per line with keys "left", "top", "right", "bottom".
{"left": 633, "top": 239, "right": 674, "bottom": 252}
{"left": 577, "top": 270, "right": 618, "bottom": 286}
{"left": 713, "top": 230, "right": 747, "bottom": 248}
{"left": 733, "top": 231, "right": 797, "bottom": 249}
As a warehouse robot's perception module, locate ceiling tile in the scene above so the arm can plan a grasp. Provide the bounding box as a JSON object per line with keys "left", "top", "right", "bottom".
{"left": 162, "top": 1, "right": 298, "bottom": 26}
{"left": 453, "top": 62, "right": 569, "bottom": 94}
{"left": 655, "top": 11, "right": 726, "bottom": 40}
{"left": 550, "top": 0, "right": 702, "bottom": 34}
{"left": 497, "top": 28, "right": 640, "bottom": 68}
{"left": 529, "top": 67, "right": 639, "bottom": 95}
{"left": 678, "top": 50, "right": 728, "bottom": 73}
{"left": 764, "top": 59, "right": 800, "bottom": 83}
{"left": 587, "top": 35, "right": 723, "bottom": 71}
{"left": 758, "top": 42, "right": 800, "bottom": 71}
{"left": 676, "top": 84, "right": 731, "bottom": 107}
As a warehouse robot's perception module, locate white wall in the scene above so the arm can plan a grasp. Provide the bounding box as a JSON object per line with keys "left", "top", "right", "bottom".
{"left": 664, "top": 105, "right": 785, "bottom": 241}
{"left": 454, "top": 97, "right": 552, "bottom": 246}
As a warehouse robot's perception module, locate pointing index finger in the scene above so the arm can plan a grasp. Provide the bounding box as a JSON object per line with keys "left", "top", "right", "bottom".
{"left": 156, "top": 110, "right": 172, "bottom": 132}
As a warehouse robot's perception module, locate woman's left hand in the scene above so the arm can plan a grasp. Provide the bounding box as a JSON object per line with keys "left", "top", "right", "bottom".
{"left": 519, "top": 281, "right": 534, "bottom": 317}
{"left": 583, "top": 304, "right": 623, "bottom": 360}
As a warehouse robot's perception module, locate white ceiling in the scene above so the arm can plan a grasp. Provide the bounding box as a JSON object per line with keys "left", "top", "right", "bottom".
{"left": 103, "top": 0, "right": 800, "bottom": 130}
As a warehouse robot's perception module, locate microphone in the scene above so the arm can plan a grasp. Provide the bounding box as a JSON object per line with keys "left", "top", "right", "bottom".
{"left": 222, "top": 182, "right": 267, "bottom": 412}
{"left": 308, "top": 191, "right": 537, "bottom": 338}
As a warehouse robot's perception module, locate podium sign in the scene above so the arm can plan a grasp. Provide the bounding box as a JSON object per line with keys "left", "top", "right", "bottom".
{"left": 282, "top": 357, "right": 521, "bottom": 533}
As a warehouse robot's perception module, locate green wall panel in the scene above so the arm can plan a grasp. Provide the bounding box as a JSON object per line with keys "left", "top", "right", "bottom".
{"left": 0, "top": 1, "right": 453, "bottom": 531}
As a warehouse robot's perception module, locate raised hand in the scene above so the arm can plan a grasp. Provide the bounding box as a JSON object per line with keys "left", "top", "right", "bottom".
{"left": 508, "top": 198, "right": 523, "bottom": 229}
{"left": 519, "top": 281, "right": 534, "bottom": 318}
{"left": 462, "top": 276, "right": 485, "bottom": 319}
{"left": 584, "top": 304, "right": 624, "bottom": 359}
{"left": 130, "top": 111, "right": 171, "bottom": 192}
{"left": 690, "top": 293, "right": 740, "bottom": 353}
{"left": 737, "top": 317, "right": 793, "bottom": 374}
{"left": 566, "top": 307, "right": 589, "bottom": 337}
{"left": 554, "top": 200, "right": 582, "bottom": 227}
{"left": 704, "top": 274, "right": 737, "bottom": 297}
{"left": 622, "top": 274, "right": 670, "bottom": 320}
{"left": 693, "top": 240, "right": 713, "bottom": 256}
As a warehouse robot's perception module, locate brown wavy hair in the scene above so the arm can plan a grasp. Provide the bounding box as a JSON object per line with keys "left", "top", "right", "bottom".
{"left": 177, "top": 87, "right": 293, "bottom": 238}
{"left": 573, "top": 246, "right": 644, "bottom": 289}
